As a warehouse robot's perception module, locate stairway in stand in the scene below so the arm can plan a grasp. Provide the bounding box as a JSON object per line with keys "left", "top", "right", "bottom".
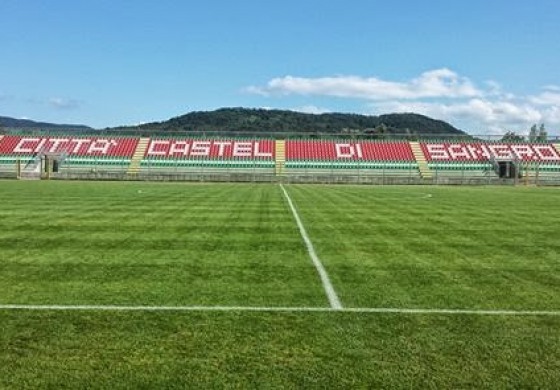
{"left": 409, "top": 141, "right": 433, "bottom": 180}
{"left": 127, "top": 138, "right": 150, "bottom": 175}
{"left": 554, "top": 143, "right": 560, "bottom": 157}
{"left": 275, "top": 140, "right": 286, "bottom": 176}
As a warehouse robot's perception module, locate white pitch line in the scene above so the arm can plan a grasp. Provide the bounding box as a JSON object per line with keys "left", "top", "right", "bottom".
{"left": 0, "top": 304, "right": 559, "bottom": 316}
{"left": 279, "top": 184, "right": 343, "bottom": 310}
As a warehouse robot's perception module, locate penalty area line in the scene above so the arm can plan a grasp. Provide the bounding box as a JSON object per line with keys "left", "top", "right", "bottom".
{"left": 0, "top": 304, "right": 559, "bottom": 316}
{"left": 279, "top": 183, "right": 343, "bottom": 310}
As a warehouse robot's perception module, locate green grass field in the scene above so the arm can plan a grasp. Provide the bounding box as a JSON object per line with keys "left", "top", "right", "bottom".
{"left": 0, "top": 181, "right": 559, "bottom": 388}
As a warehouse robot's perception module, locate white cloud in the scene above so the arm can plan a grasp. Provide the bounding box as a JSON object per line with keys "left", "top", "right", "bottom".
{"left": 292, "top": 105, "right": 330, "bottom": 115}
{"left": 247, "top": 68, "right": 481, "bottom": 100}
{"left": 247, "top": 69, "right": 560, "bottom": 135}
{"left": 48, "top": 97, "right": 82, "bottom": 110}
{"left": 370, "top": 99, "right": 546, "bottom": 134}
{"left": 483, "top": 81, "right": 516, "bottom": 100}
{"left": 542, "top": 106, "right": 560, "bottom": 125}
{"left": 529, "top": 91, "right": 560, "bottom": 106}
{"left": 543, "top": 85, "right": 560, "bottom": 92}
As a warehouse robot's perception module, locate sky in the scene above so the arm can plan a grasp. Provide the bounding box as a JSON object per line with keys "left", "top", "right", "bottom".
{"left": 1, "top": 0, "right": 560, "bottom": 135}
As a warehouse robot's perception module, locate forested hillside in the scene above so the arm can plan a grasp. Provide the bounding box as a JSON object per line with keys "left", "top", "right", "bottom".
{"left": 1, "top": 108, "right": 467, "bottom": 137}
{"left": 110, "top": 108, "right": 466, "bottom": 136}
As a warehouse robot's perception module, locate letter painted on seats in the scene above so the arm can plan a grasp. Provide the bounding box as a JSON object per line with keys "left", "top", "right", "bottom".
{"left": 70, "top": 138, "right": 92, "bottom": 154}
{"left": 355, "top": 143, "right": 363, "bottom": 159}
{"left": 87, "top": 139, "right": 117, "bottom": 155}
{"left": 466, "top": 144, "right": 490, "bottom": 160}
{"left": 35, "top": 138, "right": 48, "bottom": 153}
{"left": 47, "top": 138, "right": 70, "bottom": 153}
{"left": 14, "top": 138, "right": 40, "bottom": 153}
{"left": 254, "top": 142, "right": 272, "bottom": 158}
{"left": 233, "top": 142, "right": 252, "bottom": 157}
{"left": 488, "top": 144, "right": 512, "bottom": 159}
{"left": 448, "top": 144, "right": 472, "bottom": 160}
{"left": 533, "top": 145, "right": 560, "bottom": 161}
{"left": 169, "top": 141, "right": 191, "bottom": 157}
{"left": 213, "top": 141, "right": 232, "bottom": 157}
{"left": 426, "top": 144, "right": 449, "bottom": 160}
{"left": 147, "top": 140, "right": 170, "bottom": 156}
{"left": 510, "top": 144, "right": 535, "bottom": 161}
{"left": 336, "top": 143, "right": 354, "bottom": 158}
{"left": 191, "top": 141, "right": 211, "bottom": 156}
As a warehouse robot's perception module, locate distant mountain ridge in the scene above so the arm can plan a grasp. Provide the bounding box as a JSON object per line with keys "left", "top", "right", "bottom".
{"left": 0, "top": 116, "right": 92, "bottom": 131}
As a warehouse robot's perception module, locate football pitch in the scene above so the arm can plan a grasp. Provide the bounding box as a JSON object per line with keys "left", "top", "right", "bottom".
{"left": 0, "top": 181, "right": 559, "bottom": 388}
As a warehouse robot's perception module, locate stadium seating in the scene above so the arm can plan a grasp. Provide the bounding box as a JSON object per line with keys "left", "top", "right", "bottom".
{"left": 1, "top": 134, "right": 559, "bottom": 184}
{"left": 139, "top": 138, "right": 276, "bottom": 176}
{"left": 284, "top": 140, "right": 419, "bottom": 179}
{"left": 0, "top": 135, "right": 138, "bottom": 176}
{"left": 286, "top": 140, "right": 415, "bottom": 161}
{"left": 0, "top": 135, "right": 137, "bottom": 157}
{"left": 420, "top": 141, "right": 560, "bottom": 163}
{"left": 419, "top": 141, "right": 560, "bottom": 182}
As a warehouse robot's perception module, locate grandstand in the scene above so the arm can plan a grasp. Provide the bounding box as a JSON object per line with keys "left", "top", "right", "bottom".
{"left": 1, "top": 133, "right": 559, "bottom": 185}
{"left": 0, "top": 135, "right": 137, "bottom": 179}
{"left": 137, "top": 138, "right": 276, "bottom": 181}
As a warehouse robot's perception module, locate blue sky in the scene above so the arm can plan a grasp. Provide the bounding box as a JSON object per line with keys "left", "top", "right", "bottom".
{"left": 1, "top": 0, "right": 560, "bottom": 134}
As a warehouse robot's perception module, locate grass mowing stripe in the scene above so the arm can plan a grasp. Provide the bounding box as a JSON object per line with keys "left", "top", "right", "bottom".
{"left": 287, "top": 185, "right": 560, "bottom": 310}
{"left": 280, "top": 184, "right": 343, "bottom": 309}
{"left": 1, "top": 182, "right": 559, "bottom": 387}
{"left": 0, "top": 182, "right": 329, "bottom": 307}
{"left": 1, "top": 304, "right": 559, "bottom": 316}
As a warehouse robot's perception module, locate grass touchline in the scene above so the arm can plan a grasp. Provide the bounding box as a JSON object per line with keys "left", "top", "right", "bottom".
{"left": 1, "top": 304, "right": 560, "bottom": 316}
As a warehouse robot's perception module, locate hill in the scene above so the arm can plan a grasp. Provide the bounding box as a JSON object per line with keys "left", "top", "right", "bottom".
{"left": 0, "top": 116, "right": 92, "bottom": 132}
{"left": 1, "top": 108, "right": 467, "bottom": 137}
{"left": 111, "top": 108, "right": 467, "bottom": 137}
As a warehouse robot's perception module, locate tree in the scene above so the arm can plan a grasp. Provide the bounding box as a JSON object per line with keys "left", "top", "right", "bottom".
{"left": 528, "top": 123, "right": 548, "bottom": 142}
{"left": 537, "top": 123, "right": 548, "bottom": 142}
{"left": 373, "top": 123, "right": 388, "bottom": 139}
{"left": 528, "top": 124, "right": 538, "bottom": 142}
{"left": 501, "top": 131, "right": 525, "bottom": 142}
